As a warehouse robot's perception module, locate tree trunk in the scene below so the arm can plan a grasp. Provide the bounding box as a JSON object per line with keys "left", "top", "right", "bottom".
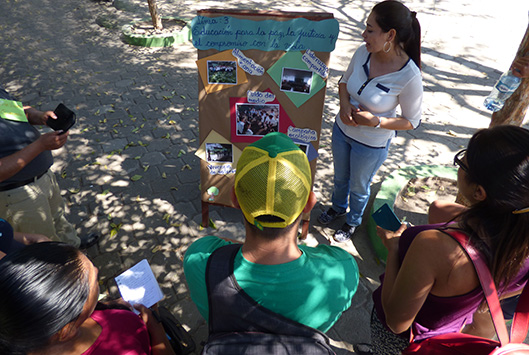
{"left": 456, "top": 20, "right": 529, "bottom": 205}
{"left": 489, "top": 21, "right": 529, "bottom": 127}
{"left": 147, "top": 0, "right": 163, "bottom": 30}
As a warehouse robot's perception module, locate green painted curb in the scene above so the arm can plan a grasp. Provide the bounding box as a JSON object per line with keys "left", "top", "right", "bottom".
{"left": 367, "top": 165, "right": 458, "bottom": 263}
{"left": 122, "top": 17, "right": 191, "bottom": 47}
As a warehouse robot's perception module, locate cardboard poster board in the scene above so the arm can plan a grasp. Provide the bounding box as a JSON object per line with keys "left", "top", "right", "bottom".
{"left": 192, "top": 9, "right": 339, "bottom": 227}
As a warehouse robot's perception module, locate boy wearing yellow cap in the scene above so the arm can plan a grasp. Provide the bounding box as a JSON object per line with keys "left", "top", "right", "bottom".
{"left": 183, "top": 132, "right": 359, "bottom": 332}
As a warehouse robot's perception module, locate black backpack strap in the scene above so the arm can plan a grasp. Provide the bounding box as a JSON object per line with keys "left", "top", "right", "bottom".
{"left": 205, "top": 243, "right": 331, "bottom": 344}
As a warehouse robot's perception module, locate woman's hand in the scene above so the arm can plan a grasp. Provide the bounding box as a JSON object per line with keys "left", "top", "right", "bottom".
{"left": 376, "top": 223, "right": 408, "bottom": 250}
{"left": 351, "top": 110, "right": 380, "bottom": 127}
{"left": 135, "top": 304, "right": 176, "bottom": 355}
{"left": 339, "top": 101, "right": 359, "bottom": 126}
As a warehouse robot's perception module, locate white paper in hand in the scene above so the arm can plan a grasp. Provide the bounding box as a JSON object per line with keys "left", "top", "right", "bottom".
{"left": 115, "top": 259, "right": 163, "bottom": 312}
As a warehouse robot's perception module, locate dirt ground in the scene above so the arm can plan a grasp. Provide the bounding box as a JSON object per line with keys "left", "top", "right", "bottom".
{"left": 394, "top": 176, "right": 459, "bottom": 226}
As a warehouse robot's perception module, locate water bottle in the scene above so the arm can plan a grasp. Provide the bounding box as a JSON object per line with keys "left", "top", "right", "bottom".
{"left": 483, "top": 70, "right": 521, "bottom": 112}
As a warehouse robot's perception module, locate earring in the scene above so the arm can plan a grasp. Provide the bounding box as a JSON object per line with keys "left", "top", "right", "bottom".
{"left": 383, "top": 41, "right": 392, "bottom": 53}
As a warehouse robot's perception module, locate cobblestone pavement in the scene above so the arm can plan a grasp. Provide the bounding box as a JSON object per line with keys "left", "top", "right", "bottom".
{"left": 1, "top": 0, "right": 528, "bottom": 352}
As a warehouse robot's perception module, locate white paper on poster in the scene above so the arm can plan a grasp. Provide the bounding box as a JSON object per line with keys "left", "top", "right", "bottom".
{"left": 287, "top": 126, "right": 318, "bottom": 143}
{"left": 302, "top": 49, "right": 329, "bottom": 79}
{"left": 247, "top": 90, "right": 276, "bottom": 104}
{"left": 232, "top": 49, "right": 265, "bottom": 76}
{"left": 207, "top": 164, "right": 237, "bottom": 175}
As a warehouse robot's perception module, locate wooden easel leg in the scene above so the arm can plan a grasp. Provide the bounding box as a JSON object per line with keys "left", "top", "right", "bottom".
{"left": 299, "top": 219, "right": 309, "bottom": 240}
{"left": 202, "top": 200, "right": 209, "bottom": 228}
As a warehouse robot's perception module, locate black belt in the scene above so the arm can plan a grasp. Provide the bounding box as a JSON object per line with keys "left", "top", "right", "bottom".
{"left": 0, "top": 170, "right": 47, "bottom": 192}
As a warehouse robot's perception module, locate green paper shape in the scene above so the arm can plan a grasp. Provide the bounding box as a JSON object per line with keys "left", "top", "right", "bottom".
{"left": 267, "top": 51, "right": 326, "bottom": 108}
{"left": 0, "top": 99, "right": 27, "bottom": 122}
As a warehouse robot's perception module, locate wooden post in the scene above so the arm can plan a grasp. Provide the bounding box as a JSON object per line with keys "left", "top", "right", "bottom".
{"left": 489, "top": 20, "right": 529, "bottom": 127}
{"left": 147, "top": 0, "right": 163, "bottom": 30}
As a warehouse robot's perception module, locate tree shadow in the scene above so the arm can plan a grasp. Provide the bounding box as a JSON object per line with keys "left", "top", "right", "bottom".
{"left": 1, "top": 0, "right": 521, "bottom": 352}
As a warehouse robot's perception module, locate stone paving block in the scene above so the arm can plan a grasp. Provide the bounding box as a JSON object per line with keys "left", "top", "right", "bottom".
{"left": 125, "top": 179, "right": 154, "bottom": 196}
{"left": 145, "top": 137, "right": 173, "bottom": 152}
{"left": 171, "top": 182, "right": 201, "bottom": 204}
{"left": 175, "top": 159, "right": 199, "bottom": 184}
{"left": 100, "top": 137, "right": 129, "bottom": 153}
{"left": 93, "top": 252, "right": 123, "bottom": 281}
{"left": 168, "top": 296, "right": 206, "bottom": 332}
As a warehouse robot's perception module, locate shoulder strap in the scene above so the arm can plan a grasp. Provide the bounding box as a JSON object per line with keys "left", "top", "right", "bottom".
{"left": 511, "top": 277, "right": 529, "bottom": 342}
{"left": 443, "top": 230, "right": 510, "bottom": 345}
{"left": 205, "top": 243, "right": 331, "bottom": 343}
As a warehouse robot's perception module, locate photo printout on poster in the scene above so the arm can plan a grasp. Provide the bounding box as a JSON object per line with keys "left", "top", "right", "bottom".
{"left": 206, "top": 143, "right": 233, "bottom": 163}
{"left": 207, "top": 60, "right": 238, "bottom": 84}
{"left": 280, "top": 67, "right": 313, "bottom": 95}
{"left": 235, "top": 103, "right": 279, "bottom": 137}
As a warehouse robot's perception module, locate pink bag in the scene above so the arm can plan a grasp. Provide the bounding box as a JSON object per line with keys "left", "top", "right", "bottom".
{"left": 402, "top": 230, "right": 529, "bottom": 355}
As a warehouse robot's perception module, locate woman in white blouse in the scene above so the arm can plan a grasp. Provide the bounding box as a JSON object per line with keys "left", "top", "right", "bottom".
{"left": 319, "top": 0, "right": 423, "bottom": 242}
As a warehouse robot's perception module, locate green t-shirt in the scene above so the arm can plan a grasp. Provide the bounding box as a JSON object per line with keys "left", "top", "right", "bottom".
{"left": 183, "top": 236, "right": 359, "bottom": 332}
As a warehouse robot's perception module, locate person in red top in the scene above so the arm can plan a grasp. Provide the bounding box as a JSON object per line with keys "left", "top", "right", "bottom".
{"left": 0, "top": 242, "right": 174, "bottom": 355}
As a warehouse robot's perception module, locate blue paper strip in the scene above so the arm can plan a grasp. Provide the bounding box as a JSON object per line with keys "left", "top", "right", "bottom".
{"left": 191, "top": 16, "right": 339, "bottom": 52}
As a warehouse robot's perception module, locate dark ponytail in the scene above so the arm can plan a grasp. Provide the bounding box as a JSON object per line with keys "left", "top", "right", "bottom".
{"left": 373, "top": 0, "right": 422, "bottom": 69}
{"left": 458, "top": 126, "right": 529, "bottom": 289}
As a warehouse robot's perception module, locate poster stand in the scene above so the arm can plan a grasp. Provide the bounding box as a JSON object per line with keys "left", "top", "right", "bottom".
{"left": 192, "top": 9, "right": 339, "bottom": 238}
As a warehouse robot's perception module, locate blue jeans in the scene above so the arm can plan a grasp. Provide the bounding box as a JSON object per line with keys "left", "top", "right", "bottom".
{"left": 331, "top": 123, "right": 390, "bottom": 226}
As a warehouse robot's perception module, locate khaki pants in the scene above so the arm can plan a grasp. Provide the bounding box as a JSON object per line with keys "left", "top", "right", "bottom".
{"left": 0, "top": 170, "right": 80, "bottom": 247}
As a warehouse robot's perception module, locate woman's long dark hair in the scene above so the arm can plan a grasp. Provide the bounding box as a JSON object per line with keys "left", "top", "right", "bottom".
{"left": 373, "top": 0, "right": 421, "bottom": 69}
{"left": 458, "top": 126, "right": 529, "bottom": 289}
{"left": 0, "top": 242, "right": 90, "bottom": 355}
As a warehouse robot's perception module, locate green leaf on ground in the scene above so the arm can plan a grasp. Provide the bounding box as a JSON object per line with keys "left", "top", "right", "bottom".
{"left": 209, "top": 219, "right": 217, "bottom": 229}
{"left": 131, "top": 175, "right": 142, "bottom": 181}
{"left": 109, "top": 223, "right": 122, "bottom": 239}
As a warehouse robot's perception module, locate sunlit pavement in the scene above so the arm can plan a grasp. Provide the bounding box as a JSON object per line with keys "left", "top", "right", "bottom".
{"left": 0, "top": 0, "right": 527, "bottom": 352}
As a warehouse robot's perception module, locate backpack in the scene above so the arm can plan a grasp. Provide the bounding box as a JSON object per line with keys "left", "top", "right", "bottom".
{"left": 201, "top": 244, "right": 336, "bottom": 355}
{"left": 402, "top": 230, "right": 529, "bottom": 355}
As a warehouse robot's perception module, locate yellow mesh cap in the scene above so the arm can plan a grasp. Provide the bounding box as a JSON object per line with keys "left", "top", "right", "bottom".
{"left": 235, "top": 133, "right": 312, "bottom": 229}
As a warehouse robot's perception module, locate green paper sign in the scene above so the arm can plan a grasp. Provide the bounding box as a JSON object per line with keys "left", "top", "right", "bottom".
{"left": 0, "top": 99, "right": 27, "bottom": 122}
